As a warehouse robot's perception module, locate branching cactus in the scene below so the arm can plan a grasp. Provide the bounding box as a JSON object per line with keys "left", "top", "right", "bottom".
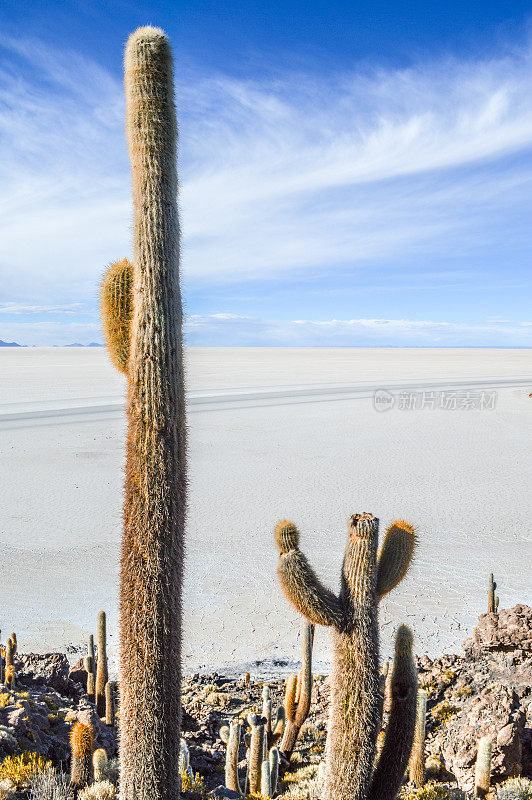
{"left": 280, "top": 620, "right": 313, "bottom": 762}
{"left": 95, "top": 611, "right": 108, "bottom": 717}
{"left": 70, "top": 721, "right": 94, "bottom": 788}
{"left": 409, "top": 689, "right": 427, "bottom": 787}
{"left": 274, "top": 514, "right": 418, "bottom": 800}
{"left": 100, "top": 26, "right": 185, "bottom": 800}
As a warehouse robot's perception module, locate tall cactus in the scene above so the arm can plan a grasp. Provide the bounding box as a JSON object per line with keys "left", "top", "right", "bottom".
{"left": 280, "top": 620, "right": 313, "bottom": 761}
{"left": 95, "top": 611, "right": 108, "bottom": 717}
{"left": 100, "top": 26, "right": 185, "bottom": 800}
{"left": 274, "top": 514, "right": 417, "bottom": 800}
{"left": 488, "top": 574, "right": 497, "bottom": 614}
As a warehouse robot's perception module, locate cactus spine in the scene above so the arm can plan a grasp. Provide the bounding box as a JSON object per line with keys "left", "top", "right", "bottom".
{"left": 488, "top": 573, "right": 497, "bottom": 613}
{"left": 280, "top": 621, "right": 313, "bottom": 761}
{"left": 475, "top": 736, "right": 492, "bottom": 798}
{"left": 275, "top": 514, "right": 417, "bottom": 800}
{"left": 101, "top": 27, "right": 185, "bottom": 800}
{"left": 95, "top": 611, "right": 107, "bottom": 716}
{"left": 70, "top": 721, "right": 94, "bottom": 788}
{"left": 409, "top": 689, "right": 427, "bottom": 788}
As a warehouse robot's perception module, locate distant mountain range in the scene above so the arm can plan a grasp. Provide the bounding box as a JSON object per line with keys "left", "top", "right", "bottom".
{"left": 0, "top": 340, "right": 104, "bottom": 348}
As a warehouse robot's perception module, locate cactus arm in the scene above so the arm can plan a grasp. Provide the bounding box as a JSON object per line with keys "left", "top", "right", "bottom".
{"left": 368, "top": 625, "right": 418, "bottom": 800}
{"left": 376, "top": 520, "right": 416, "bottom": 601}
{"left": 100, "top": 258, "right": 133, "bottom": 374}
{"left": 275, "top": 521, "right": 343, "bottom": 627}
{"left": 270, "top": 706, "right": 285, "bottom": 748}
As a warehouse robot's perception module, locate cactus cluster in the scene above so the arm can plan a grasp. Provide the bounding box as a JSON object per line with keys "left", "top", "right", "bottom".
{"left": 274, "top": 513, "right": 418, "bottom": 800}
{"left": 83, "top": 612, "right": 116, "bottom": 726}
{"left": 220, "top": 705, "right": 284, "bottom": 797}
{"left": 0, "top": 632, "right": 18, "bottom": 688}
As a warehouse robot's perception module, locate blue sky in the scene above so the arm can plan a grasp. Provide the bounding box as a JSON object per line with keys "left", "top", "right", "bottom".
{"left": 1, "top": 0, "right": 532, "bottom": 346}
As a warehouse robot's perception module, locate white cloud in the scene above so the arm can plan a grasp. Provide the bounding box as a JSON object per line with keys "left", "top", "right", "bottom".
{"left": 1, "top": 35, "right": 532, "bottom": 343}
{"left": 0, "top": 303, "right": 84, "bottom": 315}
{"left": 184, "top": 314, "right": 532, "bottom": 346}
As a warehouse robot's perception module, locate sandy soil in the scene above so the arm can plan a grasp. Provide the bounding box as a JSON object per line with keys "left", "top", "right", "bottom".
{"left": 0, "top": 347, "right": 530, "bottom": 675}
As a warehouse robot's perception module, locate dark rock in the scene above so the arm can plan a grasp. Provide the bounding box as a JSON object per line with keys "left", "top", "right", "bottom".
{"left": 16, "top": 653, "right": 70, "bottom": 692}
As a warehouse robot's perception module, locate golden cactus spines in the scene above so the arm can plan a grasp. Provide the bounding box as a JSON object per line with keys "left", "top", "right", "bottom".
{"left": 275, "top": 512, "right": 418, "bottom": 800}
{"left": 274, "top": 520, "right": 299, "bottom": 553}
{"left": 101, "top": 257, "right": 133, "bottom": 374}
{"left": 70, "top": 721, "right": 94, "bottom": 788}
{"left": 376, "top": 520, "right": 417, "bottom": 600}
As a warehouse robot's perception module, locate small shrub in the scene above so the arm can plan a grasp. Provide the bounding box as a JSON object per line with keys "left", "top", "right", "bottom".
{"left": 430, "top": 701, "right": 459, "bottom": 725}
{"left": 400, "top": 781, "right": 465, "bottom": 800}
{"left": 29, "top": 768, "right": 73, "bottom": 800}
{"left": 0, "top": 753, "right": 52, "bottom": 789}
{"left": 180, "top": 770, "right": 205, "bottom": 797}
{"left": 0, "top": 696, "right": 13, "bottom": 710}
{"left": 79, "top": 782, "right": 116, "bottom": 800}
{"left": 496, "top": 778, "right": 532, "bottom": 800}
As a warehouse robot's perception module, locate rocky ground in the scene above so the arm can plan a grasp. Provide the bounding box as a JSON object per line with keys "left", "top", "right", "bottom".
{"left": 0, "top": 605, "right": 529, "bottom": 798}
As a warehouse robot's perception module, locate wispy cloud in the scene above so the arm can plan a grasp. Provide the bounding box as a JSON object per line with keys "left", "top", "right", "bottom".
{"left": 184, "top": 314, "right": 532, "bottom": 347}
{"left": 1, "top": 34, "right": 532, "bottom": 343}
{"left": 0, "top": 303, "right": 84, "bottom": 315}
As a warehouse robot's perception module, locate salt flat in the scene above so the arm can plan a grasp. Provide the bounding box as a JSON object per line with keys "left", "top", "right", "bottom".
{"left": 0, "top": 347, "right": 530, "bottom": 675}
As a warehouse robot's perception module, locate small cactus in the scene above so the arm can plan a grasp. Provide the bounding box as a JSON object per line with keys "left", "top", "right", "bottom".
{"left": 409, "top": 689, "right": 428, "bottom": 787}
{"left": 10, "top": 635, "right": 17, "bottom": 657}
{"left": 247, "top": 713, "right": 266, "bottom": 795}
{"left": 70, "top": 721, "right": 94, "bottom": 788}
{"left": 280, "top": 621, "right": 313, "bottom": 761}
{"left": 105, "top": 682, "right": 115, "bottom": 726}
{"left": 220, "top": 721, "right": 241, "bottom": 793}
{"left": 93, "top": 748, "right": 109, "bottom": 783}
{"left": 488, "top": 574, "right": 497, "bottom": 613}
{"left": 178, "top": 738, "right": 193, "bottom": 786}
{"left": 269, "top": 747, "right": 279, "bottom": 796}
{"left": 261, "top": 758, "right": 272, "bottom": 798}
{"left": 475, "top": 736, "right": 492, "bottom": 798}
